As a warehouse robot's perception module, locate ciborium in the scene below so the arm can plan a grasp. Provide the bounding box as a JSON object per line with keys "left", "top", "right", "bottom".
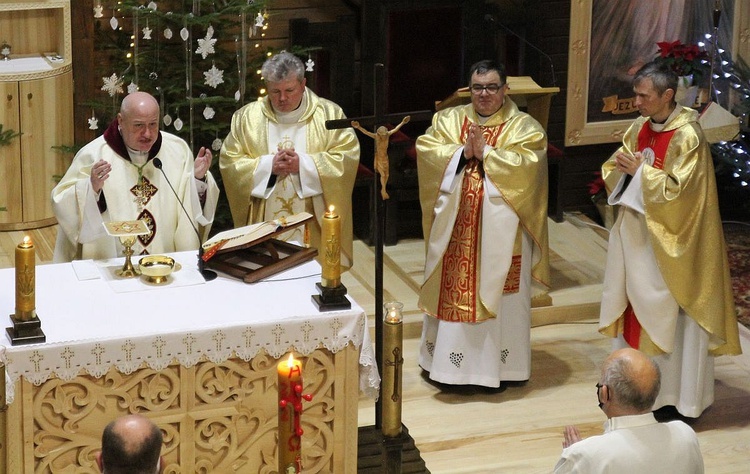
{"left": 103, "top": 220, "right": 151, "bottom": 278}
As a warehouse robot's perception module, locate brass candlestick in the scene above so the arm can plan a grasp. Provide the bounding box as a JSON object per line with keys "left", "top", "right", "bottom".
{"left": 312, "top": 206, "right": 350, "bottom": 311}
{"left": 382, "top": 301, "right": 404, "bottom": 437}
{"left": 7, "top": 236, "right": 45, "bottom": 345}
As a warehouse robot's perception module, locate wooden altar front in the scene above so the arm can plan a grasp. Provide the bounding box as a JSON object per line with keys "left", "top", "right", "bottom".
{"left": 0, "top": 253, "right": 376, "bottom": 473}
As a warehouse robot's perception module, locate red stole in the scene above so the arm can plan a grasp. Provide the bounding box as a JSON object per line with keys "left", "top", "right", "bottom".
{"left": 622, "top": 122, "right": 676, "bottom": 348}
{"left": 436, "top": 117, "right": 505, "bottom": 323}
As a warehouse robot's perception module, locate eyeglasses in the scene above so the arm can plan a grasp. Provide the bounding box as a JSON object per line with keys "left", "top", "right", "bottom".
{"left": 595, "top": 383, "right": 607, "bottom": 403}
{"left": 470, "top": 84, "right": 504, "bottom": 95}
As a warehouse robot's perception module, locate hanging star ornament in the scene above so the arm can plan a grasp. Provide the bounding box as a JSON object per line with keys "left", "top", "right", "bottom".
{"left": 212, "top": 138, "right": 223, "bottom": 151}
{"left": 101, "top": 73, "right": 124, "bottom": 97}
{"left": 204, "top": 64, "right": 225, "bottom": 88}
{"left": 196, "top": 26, "right": 217, "bottom": 59}
{"left": 93, "top": 4, "right": 104, "bottom": 18}
{"left": 203, "top": 106, "right": 216, "bottom": 120}
{"left": 127, "top": 82, "right": 138, "bottom": 94}
{"left": 88, "top": 116, "right": 99, "bottom": 130}
{"left": 148, "top": 1, "right": 158, "bottom": 10}
{"left": 142, "top": 26, "right": 152, "bottom": 40}
{"left": 254, "top": 12, "right": 265, "bottom": 27}
{"left": 306, "top": 58, "right": 315, "bottom": 72}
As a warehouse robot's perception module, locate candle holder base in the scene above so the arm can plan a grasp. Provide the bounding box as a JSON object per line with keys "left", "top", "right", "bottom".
{"left": 357, "top": 424, "right": 430, "bottom": 473}
{"left": 311, "top": 282, "right": 351, "bottom": 311}
{"left": 6, "top": 314, "right": 46, "bottom": 346}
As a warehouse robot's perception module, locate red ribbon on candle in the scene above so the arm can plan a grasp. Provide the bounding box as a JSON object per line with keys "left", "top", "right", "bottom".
{"left": 278, "top": 354, "right": 313, "bottom": 473}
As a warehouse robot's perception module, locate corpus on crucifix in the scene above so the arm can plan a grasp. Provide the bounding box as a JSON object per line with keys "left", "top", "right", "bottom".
{"left": 351, "top": 116, "right": 411, "bottom": 200}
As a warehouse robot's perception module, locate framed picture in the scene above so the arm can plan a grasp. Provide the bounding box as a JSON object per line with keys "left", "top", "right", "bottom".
{"left": 565, "top": 0, "right": 750, "bottom": 146}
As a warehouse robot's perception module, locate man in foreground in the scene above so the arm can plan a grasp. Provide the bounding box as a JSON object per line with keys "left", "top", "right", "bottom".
{"left": 554, "top": 347, "right": 704, "bottom": 473}
{"left": 97, "top": 414, "right": 164, "bottom": 474}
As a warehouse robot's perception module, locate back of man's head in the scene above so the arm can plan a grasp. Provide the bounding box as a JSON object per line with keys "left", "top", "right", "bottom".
{"left": 99, "top": 414, "right": 163, "bottom": 474}
{"left": 601, "top": 348, "right": 661, "bottom": 414}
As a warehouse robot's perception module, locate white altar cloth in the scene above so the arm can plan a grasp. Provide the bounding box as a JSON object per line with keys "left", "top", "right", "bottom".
{"left": 0, "top": 251, "right": 379, "bottom": 404}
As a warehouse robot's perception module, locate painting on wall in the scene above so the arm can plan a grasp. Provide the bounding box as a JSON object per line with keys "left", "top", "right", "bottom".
{"left": 565, "top": 0, "right": 748, "bottom": 146}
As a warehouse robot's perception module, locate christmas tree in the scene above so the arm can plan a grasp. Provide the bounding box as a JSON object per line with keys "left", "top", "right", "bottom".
{"left": 85, "top": 0, "right": 272, "bottom": 232}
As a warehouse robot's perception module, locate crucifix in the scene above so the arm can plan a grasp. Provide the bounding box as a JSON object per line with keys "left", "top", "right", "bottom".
{"left": 326, "top": 63, "right": 432, "bottom": 430}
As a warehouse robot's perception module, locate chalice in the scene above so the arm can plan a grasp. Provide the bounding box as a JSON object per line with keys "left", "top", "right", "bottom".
{"left": 103, "top": 220, "right": 151, "bottom": 278}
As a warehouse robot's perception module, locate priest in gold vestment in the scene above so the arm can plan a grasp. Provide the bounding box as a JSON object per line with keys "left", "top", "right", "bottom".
{"left": 417, "top": 60, "right": 550, "bottom": 388}
{"left": 220, "top": 51, "right": 359, "bottom": 272}
{"left": 599, "top": 61, "right": 740, "bottom": 418}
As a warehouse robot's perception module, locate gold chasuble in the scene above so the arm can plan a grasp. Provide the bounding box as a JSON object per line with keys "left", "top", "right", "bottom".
{"left": 600, "top": 107, "right": 740, "bottom": 356}
{"left": 219, "top": 88, "right": 360, "bottom": 272}
{"left": 418, "top": 99, "right": 549, "bottom": 324}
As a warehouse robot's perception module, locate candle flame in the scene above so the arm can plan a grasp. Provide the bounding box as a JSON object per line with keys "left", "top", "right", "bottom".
{"left": 22, "top": 236, "right": 32, "bottom": 245}
{"left": 286, "top": 353, "right": 295, "bottom": 368}
{"left": 328, "top": 205, "right": 334, "bottom": 213}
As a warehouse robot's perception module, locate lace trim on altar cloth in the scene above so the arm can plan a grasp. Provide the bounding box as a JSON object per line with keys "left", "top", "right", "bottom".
{"left": 1, "top": 313, "right": 380, "bottom": 405}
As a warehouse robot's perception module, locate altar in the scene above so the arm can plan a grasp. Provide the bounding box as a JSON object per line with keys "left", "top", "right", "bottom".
{"left": 0, "top": 252, "right": 378, "bottom": 473}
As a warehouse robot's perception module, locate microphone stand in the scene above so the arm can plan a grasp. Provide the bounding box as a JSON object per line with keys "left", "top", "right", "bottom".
{"left": 484, "top": 14, "right": 557, "bottom": 88}
{"left": 153, "top": 158, "right": 218, "bottom": 282}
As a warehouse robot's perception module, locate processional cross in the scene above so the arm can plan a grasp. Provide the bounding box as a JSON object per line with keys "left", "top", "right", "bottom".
{"left": 325, "top": 63, "right": 433, "bottom": 427}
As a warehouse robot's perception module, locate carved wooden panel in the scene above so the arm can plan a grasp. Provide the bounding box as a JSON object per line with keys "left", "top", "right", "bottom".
{"left": 7, "top": 345, "right": 359, "bottom": 473}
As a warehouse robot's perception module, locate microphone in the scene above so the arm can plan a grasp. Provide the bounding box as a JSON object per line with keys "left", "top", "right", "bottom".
{"left": 484, "top": 14, "right": 557, "bottom": 88}
{"left": 153, "top": 157, "right": 218, "bottom": 281}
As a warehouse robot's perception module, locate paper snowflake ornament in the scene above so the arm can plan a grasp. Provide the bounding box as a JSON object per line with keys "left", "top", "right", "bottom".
{"left": 101, "top": 73, "right": 124, "bottom": 97}
{"left": 142, "top": 26, "right": 152, "bottom": 40}
{"left": 127, "top": 81, "right": 138, "bottom": 94}
{"left": 149, "top": 71, "right": 158, "bottom": 80}
{"left": 88, "top": 116, "right": 99, "bottom": 130}
{"left": 212, "top": 138, "right": 223, "bottom": 151}
{"left": 196, "top": 26, "right": 217, "bottom": 59}
{"left": 204, "top": 64, "right": 225, "bottom": 88}
{"left": 164, "top": 27, "right": 173, "bottom": 39}
{"left": 180, "top": 27, "right": 189, "bottom": 42}
{"left": 255, "top": 13, "right": 265, "bottom": 27}
{"left": 93, "top": 4, "right": 104, "bottom": 18}
{"left": 148, "top": 1, "right": 158, "bottom": 10}
{"left": 203, "top": 106, "right": 216, "bottom": 120}
{"left": 173, "top": 117, "right": 184, "bottom": 131}
{"left": 306, "top": 58, "right": 315, "bottom": 72}
{"left": 163, "top": 114, "right": 172, "bottom": 126}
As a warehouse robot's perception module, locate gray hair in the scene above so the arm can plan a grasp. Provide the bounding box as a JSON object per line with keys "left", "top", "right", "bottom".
{"left": 261, "top": 51, "right": 305, "bottom": 83}
{"left": 602, "top": 355, "right": 661, "bottom": 411}
{"left": 633, "top": 61, "right": 678, "bottom": 98}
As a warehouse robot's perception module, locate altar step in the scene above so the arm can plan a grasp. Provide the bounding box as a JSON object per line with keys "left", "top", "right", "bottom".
{"left": 357, "top": 425, "right": 431, "bottom": 473}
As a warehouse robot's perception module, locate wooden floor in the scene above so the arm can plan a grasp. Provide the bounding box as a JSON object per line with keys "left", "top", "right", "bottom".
{"left": 3, "top": 216, "right": 750, "bottom": 473}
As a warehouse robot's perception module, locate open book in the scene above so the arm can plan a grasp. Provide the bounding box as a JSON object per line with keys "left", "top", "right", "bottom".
{"left": 201, "top": 212, "right": 313, "bottom": 260}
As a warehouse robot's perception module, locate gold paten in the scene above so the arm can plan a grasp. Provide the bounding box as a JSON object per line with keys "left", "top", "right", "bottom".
{"left": 138, "top": 255, "right": 175, "bottom": 285}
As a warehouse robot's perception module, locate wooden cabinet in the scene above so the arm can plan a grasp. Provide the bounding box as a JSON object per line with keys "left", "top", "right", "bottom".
{"left": 0, "top": 0, "right": 73, "bottom": 230}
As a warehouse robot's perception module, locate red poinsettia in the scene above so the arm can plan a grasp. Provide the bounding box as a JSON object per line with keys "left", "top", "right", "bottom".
{"left": 655, "top": 40, "right": 710, "bottom": 83}
{"left": 587, "top": 172, "right": 606, "bottom": 200}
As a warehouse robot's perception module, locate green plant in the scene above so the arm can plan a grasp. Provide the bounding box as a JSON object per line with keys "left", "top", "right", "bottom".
{"left": 0, "top": 124, "right": 21, "bottom": 147}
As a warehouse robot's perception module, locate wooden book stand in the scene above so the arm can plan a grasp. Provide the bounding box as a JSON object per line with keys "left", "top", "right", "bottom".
{"left": 203, "top": 217, "right": 318, "bottom": 284}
